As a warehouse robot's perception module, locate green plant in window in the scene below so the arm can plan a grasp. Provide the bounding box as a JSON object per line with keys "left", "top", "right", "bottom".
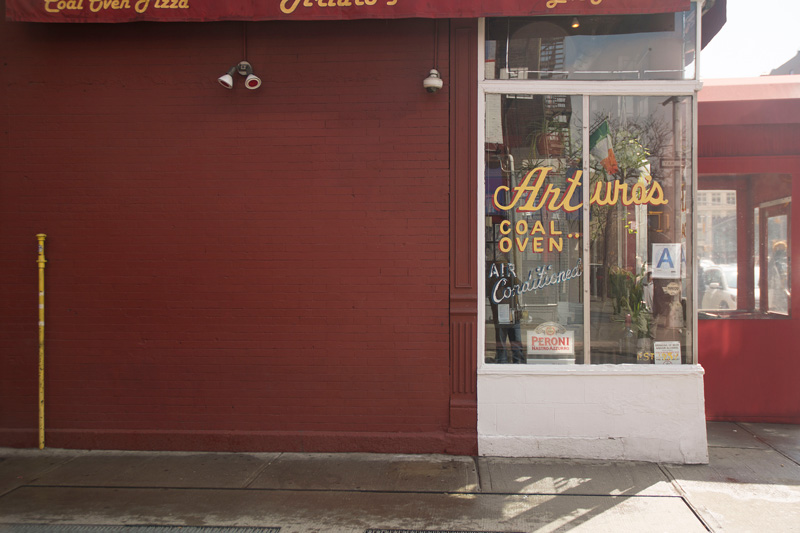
{"left": 623, "top": 211, "right": 638, "bottom": 234}
{"left": 609, "top": 266, "right": 634, "bottom": 315}
{"left": 609, "top": 265, "right": 653, "bottom": 338}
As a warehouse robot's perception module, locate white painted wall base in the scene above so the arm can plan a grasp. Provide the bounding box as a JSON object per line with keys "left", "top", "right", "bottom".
{"left": 478, "top": 365, "right": 708, "bottom": 464}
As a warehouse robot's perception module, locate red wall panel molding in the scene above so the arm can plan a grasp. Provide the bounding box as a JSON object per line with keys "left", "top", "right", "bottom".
{"left": 447, "top": 20, "right": 478, "bottom": 454}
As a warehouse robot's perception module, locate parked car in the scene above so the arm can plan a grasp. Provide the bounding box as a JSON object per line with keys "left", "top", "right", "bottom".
{"left": 701, "top": 264, "right": 737, "bottom": 310}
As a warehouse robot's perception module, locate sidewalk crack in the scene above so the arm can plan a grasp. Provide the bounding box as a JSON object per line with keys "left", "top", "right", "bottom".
{"left": 736, "top": 422, "right": 800, "bottom": 468}
{"left": 242, "top": 452, "right": 283, "bottom": 489}
{"left": 0, "top": 451, "right": 86, "bottom": 499}
{"left": 658, "top": 463, "right": 717, "bottom": 532}
{"left": 471, "top": 455, "right": 483, "bottom": 493}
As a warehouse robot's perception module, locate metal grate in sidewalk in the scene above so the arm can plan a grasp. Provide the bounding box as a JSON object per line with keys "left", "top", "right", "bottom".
{"left": 365, "top": 530, "right": 525, "bottom": 533}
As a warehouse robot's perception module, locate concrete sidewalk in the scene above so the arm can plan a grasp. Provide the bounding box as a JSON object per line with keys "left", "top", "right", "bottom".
{"left": 0, "top": 422, "right": 798, "bottom": 533}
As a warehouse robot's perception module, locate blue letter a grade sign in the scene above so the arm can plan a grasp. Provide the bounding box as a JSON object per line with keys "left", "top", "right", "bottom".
{"left": 652, "top": 243, "right": 681, "bottom": 279}
{"left": 657, "top": 246, "right": 674, "bottom": 268}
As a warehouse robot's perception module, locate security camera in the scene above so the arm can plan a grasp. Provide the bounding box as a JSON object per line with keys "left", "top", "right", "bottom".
{"left": 423, "top": 69, "right": 443, "bottom": 93}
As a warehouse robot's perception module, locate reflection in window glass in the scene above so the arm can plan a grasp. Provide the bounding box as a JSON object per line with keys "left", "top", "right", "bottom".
{"left": 483, "top": 94, "right": 695, "bottom": 365}
{"left": 485, "top": 95, "right": 584, "bottom": 364}
{"left": 698, "top": 189, "right": 737, "bottom": 311}
{"left": 697, "top": 174, "right": 791, "bottom": 318}
{"left": 766, "top": 214, "right": 790, "bottom": 315}
{"left": 485, "top": 7, "right": 696, "bottom": 81}
{"left": 588, "top": 95, "right": 693, "bottom": 364}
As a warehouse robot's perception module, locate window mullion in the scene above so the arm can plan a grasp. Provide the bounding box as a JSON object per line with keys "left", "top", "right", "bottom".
{"left": 582, "top": 94, "right": 591, "bottom": 365}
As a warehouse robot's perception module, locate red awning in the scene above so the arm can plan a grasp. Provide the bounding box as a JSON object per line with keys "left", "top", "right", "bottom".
{"left": 6, "top": 0, "right": 690, "bottom": 23}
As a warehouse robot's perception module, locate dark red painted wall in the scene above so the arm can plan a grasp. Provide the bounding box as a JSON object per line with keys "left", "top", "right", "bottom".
{"left": 697, "top": 164, "right": 800, "bottom": 422}
{"left": 0, "top": 14, "right": 471, "bottom": 451}
{"left": 699, "top": 95, "right": 800, "bottom": 424}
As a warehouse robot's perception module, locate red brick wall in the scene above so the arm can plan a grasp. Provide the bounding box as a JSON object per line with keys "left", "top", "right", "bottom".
{"left": 0, "top": 14, "right": 461, "bottom": 451}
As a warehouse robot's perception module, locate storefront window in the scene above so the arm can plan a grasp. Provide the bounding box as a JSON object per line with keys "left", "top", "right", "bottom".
{"left": 698, "top": 174, "right": 792, "bottom": 318}
{"left": 484, "top": 93, "right": 694, "bottom": 365}
{"left": 485, "top": 95, "right": 585, "bottom": 364}
{"left": 485, "top": 7, "right": 696, "bottom": 81}
{"left": 588, "top": 95, "right": 692, "bottom": 364}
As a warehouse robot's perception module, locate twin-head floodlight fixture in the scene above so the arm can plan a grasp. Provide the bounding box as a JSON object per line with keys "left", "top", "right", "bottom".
{"left": 218, "top": 61, "right": 262, "bottom": 90}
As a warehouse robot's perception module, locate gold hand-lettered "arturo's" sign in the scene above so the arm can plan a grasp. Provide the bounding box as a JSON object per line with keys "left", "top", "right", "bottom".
{"left": 493, "top": 166, "right": 667, "bottom": 213}
{"left": 546, "top": 0, "right": 603, "bottom": 8}
{"left": 281, "top": 0, "right": 397, "bottom": 16}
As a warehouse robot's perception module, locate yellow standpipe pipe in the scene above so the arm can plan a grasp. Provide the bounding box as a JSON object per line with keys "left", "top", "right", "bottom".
{"left": 36, "top": 234, "right": 46, "bottom": 450}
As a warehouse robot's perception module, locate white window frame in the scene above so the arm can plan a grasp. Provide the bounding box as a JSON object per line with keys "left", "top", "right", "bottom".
{"left": 477, "top": 1, "right": 703, "bottom": 371}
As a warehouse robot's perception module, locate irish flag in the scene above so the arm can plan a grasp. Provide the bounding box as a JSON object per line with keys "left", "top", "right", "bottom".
{"left": 590, "top": 120, "right": 619, "bottom": 176}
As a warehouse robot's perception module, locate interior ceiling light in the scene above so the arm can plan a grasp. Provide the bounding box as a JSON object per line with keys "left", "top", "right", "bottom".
{"left": 571, "top": 17, "right": 580, "bottom": 29}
